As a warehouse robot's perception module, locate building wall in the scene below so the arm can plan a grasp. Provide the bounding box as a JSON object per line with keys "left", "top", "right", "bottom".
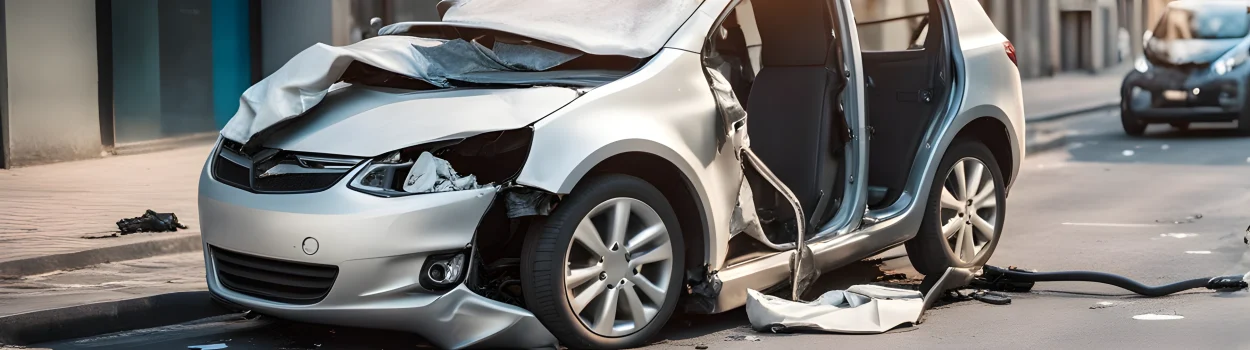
{"left": 261, "top": 0, "right": 334, "bottom": 76}
{"left": 4, "top": 0, "right": 101, "bottom": 166}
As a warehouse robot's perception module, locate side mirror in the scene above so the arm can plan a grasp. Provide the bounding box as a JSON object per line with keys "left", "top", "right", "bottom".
{"left": 370, "top": 17, "right": 383, "bottom": 34}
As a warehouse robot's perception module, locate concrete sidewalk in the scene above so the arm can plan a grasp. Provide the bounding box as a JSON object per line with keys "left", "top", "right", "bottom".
{"left": 1022, "top": 65, "right": 1127, "bottom": 122}
{"left": 0, "top": 144, "right": 212, "bottom": 277}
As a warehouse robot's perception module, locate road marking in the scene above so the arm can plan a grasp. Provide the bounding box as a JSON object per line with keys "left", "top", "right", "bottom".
{"left": 1161, "top": 233, "right": 1199, "bottom": 239}
{"left": 1184, "top": 250, "right": 1212, "bottom": 254}
{"left": 1133, "top": 314, "right": 1183, "bottom": 320}
{"left": 1061, "top": 222, "right": 1159, "bottom": 228}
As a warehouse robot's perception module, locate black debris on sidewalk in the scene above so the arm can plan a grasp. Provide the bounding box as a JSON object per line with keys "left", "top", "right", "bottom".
{"left": 116, "top": 210, "right": 189, "bottom": 235}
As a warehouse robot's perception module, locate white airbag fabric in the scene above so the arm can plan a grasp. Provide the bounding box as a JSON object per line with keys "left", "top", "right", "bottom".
{"left": 220, "top": 36, "right": 579, "bottom": 144}
{"left": 403, "top": 152, "right": 488, "bottom": 193}
{"left": 437, "top": 0, "right": 703, "bottom": 58}
{"left": 745, "top": 285, "right": 924, "bottom": 334}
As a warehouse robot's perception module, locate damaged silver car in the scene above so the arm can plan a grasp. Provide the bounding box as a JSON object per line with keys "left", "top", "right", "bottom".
{"left": 198, "top": 0, "right": 1024, "bottom": 348}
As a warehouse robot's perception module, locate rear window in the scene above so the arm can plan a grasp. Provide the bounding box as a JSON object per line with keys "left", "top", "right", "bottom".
{"left": 1152, "top": 6, "right": 1250, "bottom": 41}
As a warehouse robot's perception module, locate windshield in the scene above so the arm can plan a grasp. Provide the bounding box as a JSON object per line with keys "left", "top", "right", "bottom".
{"left": 381, "top": 0, "right": 702, "bottom": 59}
{"left": 1152, "top": 6, "right": 1250, "bottom": 41}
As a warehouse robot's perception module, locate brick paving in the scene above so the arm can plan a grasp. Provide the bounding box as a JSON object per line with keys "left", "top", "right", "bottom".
{"left": 0, "top": 145, "right": 211, "bottom": 264}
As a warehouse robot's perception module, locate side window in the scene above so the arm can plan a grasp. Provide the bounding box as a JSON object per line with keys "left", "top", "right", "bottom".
{"left": 704, "top": 1, "right": 763, "bottom": 104}
{"left": 851, "top": 0, "right": 930, "bottom": 51}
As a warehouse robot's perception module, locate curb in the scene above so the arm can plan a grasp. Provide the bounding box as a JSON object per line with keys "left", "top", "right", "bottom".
{"left": 1022, "top": 101, "right": 1119, "bottom": 156}
{"left": 0, "top": 291, "right": 232, "bottom": 346}
{"left": 0, "top": 234, "right": 202, "bottom": 277}
{"left": 1026, "top": 99, "right": 1119, "bottom": 123}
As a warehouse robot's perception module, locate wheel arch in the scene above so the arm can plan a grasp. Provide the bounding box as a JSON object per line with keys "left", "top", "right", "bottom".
{"left": 574, "top": 150, "right": 711, "bottom": 274}
{"left": 953, "top": 116, "right": 1016, "bottom": 189}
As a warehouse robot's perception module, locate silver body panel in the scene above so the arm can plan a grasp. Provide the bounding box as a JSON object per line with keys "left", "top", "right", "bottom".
{"left": 263, "top": 86, "right": 579, "bottom": 157}
{"left": 200, "top": 0, "right": 1022, "bottom": 346}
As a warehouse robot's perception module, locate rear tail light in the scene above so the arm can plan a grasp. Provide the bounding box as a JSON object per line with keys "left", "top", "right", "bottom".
{"left": 1003, "top": 41, "right": 1018, "bottom": 67}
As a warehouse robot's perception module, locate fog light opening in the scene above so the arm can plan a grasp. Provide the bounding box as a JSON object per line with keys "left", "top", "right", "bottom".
{"left": 420, "top": 251, "right": 469, "bottom": 290}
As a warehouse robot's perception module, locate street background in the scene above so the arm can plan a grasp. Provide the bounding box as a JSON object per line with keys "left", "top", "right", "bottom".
{"left": 3, "top": 0, "right": 1248, "bottom": 349}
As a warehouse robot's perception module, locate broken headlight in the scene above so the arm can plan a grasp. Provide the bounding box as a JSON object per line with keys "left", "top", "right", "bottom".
{"left": 348, "top": 128, "right": 534, "bottom": 197}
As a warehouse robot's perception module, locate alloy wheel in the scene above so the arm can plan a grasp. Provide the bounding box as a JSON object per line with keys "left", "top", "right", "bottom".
{"left": 938, "top": 157, "right": 999, "bottom": 263}
{"left": 564, "top": 198, "right": 674, "bottom": 337}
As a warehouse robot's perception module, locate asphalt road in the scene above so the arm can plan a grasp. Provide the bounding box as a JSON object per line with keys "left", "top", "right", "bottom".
{"left": 27, "top": 111, "right": 1250, "bottom": 349}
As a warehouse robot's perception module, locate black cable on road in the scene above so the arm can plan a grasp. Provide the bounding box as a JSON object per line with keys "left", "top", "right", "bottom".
{"left": 979, "top": 265, "right": 1247, "bottom": 297}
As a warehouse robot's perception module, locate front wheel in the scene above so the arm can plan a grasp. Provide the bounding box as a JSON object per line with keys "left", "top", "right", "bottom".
{"left": 1122, "top": 104, "right": 1147, "bottom": 136}
{"left": 521, "top": 175, "right": 684, "bottom": 349}
{"left": 905, "top": 140, "right": 1007, "bottom": 276}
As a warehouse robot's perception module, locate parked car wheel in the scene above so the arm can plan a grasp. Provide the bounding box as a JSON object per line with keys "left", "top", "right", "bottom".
{"left": 1121, "top": 103, "right": 1147, "bottom": 136}
{"left": 1237, "top": 107, "right": 1250, "bottom": 136}
{"left": 521, "top": 174, "right": 684, "bottom": 349}
{"left": 906, "top": 139, "right": 1007, "bottom": 276}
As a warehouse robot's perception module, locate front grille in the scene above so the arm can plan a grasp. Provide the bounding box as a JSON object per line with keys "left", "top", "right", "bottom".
{"left": 253, "top": 173, "right": 347, "bottom": 192}
{"left": 211, "top": 246, "right": 339, "bottom": 305}
{"left": 213, "top": 156, "right": 251, "bottom": 189}
{"left": 211, "top": 140, "right": 360, "bottom": 194}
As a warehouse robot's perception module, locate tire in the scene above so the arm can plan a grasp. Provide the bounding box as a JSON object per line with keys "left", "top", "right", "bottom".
{"left": 1169, "top": 122, "right": 1189, "bottom": 130}
{"left": 905, "top": 139, "right": 1007, "bottom": 276}
{"left": 1121, "top": 103, "right": 1147, "bottom": 136}
{"left": 1238, "top": 106, "right": 1250, "bottom": 136}
{"left": 521, "top": 174, "right": 685, "bottom": 349}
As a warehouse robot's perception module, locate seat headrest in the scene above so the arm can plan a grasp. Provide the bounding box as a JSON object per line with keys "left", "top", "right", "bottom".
{"left": 752, "top": 0, "right": 831, "bottom": 67}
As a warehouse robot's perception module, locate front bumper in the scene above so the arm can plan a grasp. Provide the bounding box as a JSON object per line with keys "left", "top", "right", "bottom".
{"left": 1123, "top": 68, "right": 1246, "bottom": 122}
{"left": 198, "top": 157, "right": 556, "bottom": 349}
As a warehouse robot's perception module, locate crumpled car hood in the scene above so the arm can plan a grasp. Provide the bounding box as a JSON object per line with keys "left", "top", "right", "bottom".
{"left": 261, "top": 85, "right": 578, "bottom": 157}
{"left": 1147, "top": 38, "right": 1243, "bottom": 65}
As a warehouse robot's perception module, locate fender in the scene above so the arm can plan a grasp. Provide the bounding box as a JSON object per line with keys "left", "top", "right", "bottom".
{"left": 516, "top": 49, "right": 745, "bottom": 270}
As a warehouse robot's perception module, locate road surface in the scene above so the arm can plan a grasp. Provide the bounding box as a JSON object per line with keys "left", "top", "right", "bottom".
{"left": 29, "top": 111, "right": 1250, "bottom": 349}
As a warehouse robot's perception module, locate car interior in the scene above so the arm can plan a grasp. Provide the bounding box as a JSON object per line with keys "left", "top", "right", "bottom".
{"left": 706, "top": 0, "right": 950, "bottom": 260}
{"left": 857, "top": 0, "right": 950, "bottom": 209}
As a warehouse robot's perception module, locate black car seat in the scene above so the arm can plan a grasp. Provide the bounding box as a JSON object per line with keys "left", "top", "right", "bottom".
{"left": 747, "top": 0, "right": 843, "bottom": 227}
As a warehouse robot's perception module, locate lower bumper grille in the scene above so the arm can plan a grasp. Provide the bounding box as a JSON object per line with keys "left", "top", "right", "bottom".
{"left": 211, "top": 246, "right": 338, "bottom": 305}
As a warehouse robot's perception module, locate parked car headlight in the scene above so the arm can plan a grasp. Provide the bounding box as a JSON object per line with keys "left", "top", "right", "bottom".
{"left": 1135, "top": 56, "right": 1150, "bottom": 73}
{"left": 1214, "top": 49, "right": 1250, "bottom": 75}
{"left": 348, "top": 128, "right": 533, "bottom": 197}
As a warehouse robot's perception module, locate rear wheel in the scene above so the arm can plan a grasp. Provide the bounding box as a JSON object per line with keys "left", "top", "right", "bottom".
{"left": 521, "top": 175, "right": 684, "bottom": 349}
{"left": 905, "top": 139, "right": 1007, "bottom": 276}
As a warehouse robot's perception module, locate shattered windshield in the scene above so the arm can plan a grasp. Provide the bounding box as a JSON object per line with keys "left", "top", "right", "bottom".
{"left": 1152, "top": 7, "right": 1250, "bottom": 41}
{"left": 1145, "top": 5, "right": 1250, "bottom": 66}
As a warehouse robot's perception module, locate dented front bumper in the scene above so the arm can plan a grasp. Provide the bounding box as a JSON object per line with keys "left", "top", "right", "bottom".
{"left": 198, "top": 160, "right": 556, "bottom": 349}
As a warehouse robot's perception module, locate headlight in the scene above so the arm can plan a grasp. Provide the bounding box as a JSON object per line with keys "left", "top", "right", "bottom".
{"left": 348, "top": 128, "right": 533, "bottom": 197}
{"left": 1214, "top": 48, "right": 1250, "bottom": 75}
{"left": 1135, "top": 57, "right": 1150, "bottom": 73}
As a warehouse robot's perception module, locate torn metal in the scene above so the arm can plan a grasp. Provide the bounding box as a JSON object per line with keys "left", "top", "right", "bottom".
{"left": 746, "top": 285, "right": 923, "bottom": 334}
{"left": 746, "top": 267, "right": 975, "bottom": 334}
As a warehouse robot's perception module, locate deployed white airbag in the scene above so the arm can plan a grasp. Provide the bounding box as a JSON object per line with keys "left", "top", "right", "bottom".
{"left": 745, "top": 285, "right": 924, "bottom": 334}
{"left": 219, "top": 36, "right": 579, "bottom": 144}
{"left": 403, "top": 152, "right": 488, "bottom": 193}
